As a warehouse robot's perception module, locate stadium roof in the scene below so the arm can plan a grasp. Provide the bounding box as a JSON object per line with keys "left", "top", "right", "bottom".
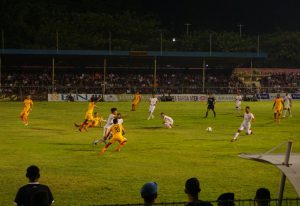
{"left": 0, "top": 49, "right": 267, "bottom": 68}
{"left": 240, "top": 153, "right": 300, "bottom": 197}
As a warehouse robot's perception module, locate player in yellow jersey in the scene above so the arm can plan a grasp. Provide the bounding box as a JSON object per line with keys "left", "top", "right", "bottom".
{"left": 87, "top": 112, "right": 105, "bottom": 128}
{"left": 20, "top": 95, "right": 33, "bottom": 126}
{"left": 131, "top": 91, "right": 141, "bottom": 111}
{"left": 99, "top": 118, "right": 127, "bottom": 156}
{"left": 272, "top": 94, "right": 284, "bottom": 123}
{"left": 77, "top": 96, "right": 100, "bottom": 131}
{"left": 74, "top": 112, "right": 105, "bottom": 131}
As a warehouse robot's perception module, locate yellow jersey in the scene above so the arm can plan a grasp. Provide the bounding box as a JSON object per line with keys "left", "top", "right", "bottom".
{"left": 110, "top": 124, "right": 124, "bottom": 137}
{"left": 274, "top": 98, "right": 283, "bottom": 110}
{"left": 87, "top": 102, "right": 95, "bottom": 114}
{"left": 92, "top": 117, "right": 101, "bottom": 127}
{"left": 23, "top": 99, "right": 33, "bottom": 111}
{"left": 133, "top": 94, "right": 141, "bottom": 104}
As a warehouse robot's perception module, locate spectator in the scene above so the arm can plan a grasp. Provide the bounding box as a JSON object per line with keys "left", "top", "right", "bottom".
{"left": 184, "top": 177, "right": 212, "bottom": 206}
{"left": 217, "top": 193, "right": 235, "bottom": 206}
{"left": 14, "top": 165, "right": 54, "bottom": 206}
{"left": 255, "top": 188, "right": 270, "bottom": 206}
{"left": 140, "top": 182, "right": 158, "bottom": 206}
{"left": 66, "top": 93, "right": 75, "bottom": 102}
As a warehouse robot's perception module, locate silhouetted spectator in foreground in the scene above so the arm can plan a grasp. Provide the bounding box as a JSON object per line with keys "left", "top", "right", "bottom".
{"left": 140, "top": 182, "right": 158, "bottom": 206}
{"left": 14, "top": 165, "right": 54, "bottom": 206}
{"left": 184, "top": 178, "right": 212, "bottom": 206}
{"left": 217, "top": 193, "right": 235, "bottom": 206}
{"left": 255, "top": 188, "right": 270, "bottom": 206}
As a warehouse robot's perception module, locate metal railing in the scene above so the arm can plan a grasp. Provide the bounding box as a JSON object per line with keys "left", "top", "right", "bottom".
{"left": 92, "top": 198, "right": 300, "bottom": 206}
{"left": 0, "top": 86, "right": 299, "bottom": 101}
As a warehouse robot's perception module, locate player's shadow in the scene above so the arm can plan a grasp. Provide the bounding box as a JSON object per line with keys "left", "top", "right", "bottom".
{"left": 188, "top": 138, "right": 225, "bottom": 141}
{"left": 30, "top": 127, "right": 65, "bottom": 132}
{"left": 141, "top": 126, "right": 161, "bottom": 129}
{"left": 47, "top": 143, "right": 88, "bottom": 146}
{"left": 64, "top": 148, "right": 94, "bottom": 152}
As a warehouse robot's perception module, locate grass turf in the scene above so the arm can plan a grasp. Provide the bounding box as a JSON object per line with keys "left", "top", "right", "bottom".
{"left": 0, "top": 101, "right": 299, "bottom": 205}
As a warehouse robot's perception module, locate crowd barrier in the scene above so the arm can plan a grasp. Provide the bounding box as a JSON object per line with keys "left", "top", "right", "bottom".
{"left": 92, "top": 198, "right": 300, "bottom": 206}
{"left": 46, "top": 93, "right": 300, "bottom": 102}
{"left": 0, "top": 85, "right": 299, "bottom": 102}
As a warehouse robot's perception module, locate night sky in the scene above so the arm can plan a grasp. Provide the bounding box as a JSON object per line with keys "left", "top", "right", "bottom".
{"left": 106, "top": 0, "right": 300, "bottom": 34}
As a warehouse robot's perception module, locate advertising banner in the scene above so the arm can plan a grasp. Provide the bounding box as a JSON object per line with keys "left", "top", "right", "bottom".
{"left": 291, "top": 93, "right": 300, "bottom": 99}
{"left": 256, "top": 93, "right": 270, "bottom": 100}
{"left": 48, "top": 93, "right": 300, "bottom": 102}
{"left": 48, "top": 94, "right": 118, "bottom": 102}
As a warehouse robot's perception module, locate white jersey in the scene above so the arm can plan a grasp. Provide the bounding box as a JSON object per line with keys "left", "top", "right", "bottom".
{"left": 284, "top": 95, "right": 292, "bottom": 108}
{"left": 242, "top": 112, "right": 255, "bottom": 124}
{"left": 163, "top": 115, "right": 174, "bottom": 124}
{"left": 235, "top": 95, "right": 243, "bottom": 104}
{"left": 239, "top": 112, "right": 254, "bottom": 134}
{"left": 118, "top": 118, "right": 124, "bottom": 125}
{"left": 104, "top": 114, "right": 115, "bottom": 128}
{"left": 150, "top": 97, "right": 158, "bottom": 106}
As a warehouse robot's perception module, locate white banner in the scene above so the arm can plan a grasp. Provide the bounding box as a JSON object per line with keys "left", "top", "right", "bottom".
{"left": 169, "top": 94, "right": 235, "bottom": 102}
{"left": 48, "top": 93, "right": 300, "bottom": 102}
{"left": 48, "top": 94, "right": 118, "bottom": 102}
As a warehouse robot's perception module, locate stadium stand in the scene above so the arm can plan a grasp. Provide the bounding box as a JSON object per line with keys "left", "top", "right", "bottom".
{"left": 2, "top": 68, "right": 300, "bottom": 100}
{"left": 0, "top": 69, "right": 243, "bottom": 95}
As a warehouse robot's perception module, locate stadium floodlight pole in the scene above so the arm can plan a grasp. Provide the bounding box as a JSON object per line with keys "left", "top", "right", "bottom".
{"left": 202, "top": 59, "right": 205, "bottom": 93}
{"left": 209, "top": 34, "right": 212, "bottom": 56}
{"left": 278, "top": 140, "right": 293, "bottom": 206}
{"left": 257, "top": 35, "right": 260, "bottom": 56}
{"left": 0, "top": 28, "right": 3, "bottom": 87}
{"left": 103, "top": 58, "right": 107, "bottom": 96}
{"left": 250, "top": 59, "right": 253, "bottom": 93}
{"left": 184, "top": 23, "right": 191, "bottom": 36}
{"left": 56, "top": 31, "right": 58, "bottom": 52}
{"left": 1, "top": 29, "right": 3, "bottom": 51}
{"left": 160, "top": 32, "right": 163, "bottom": 56}
{"left": 154, "top": 56, "right": 157, "bottom": 92}
{"left": 0, "top": 55, "right": 2, "bottom": 87}
{"left": 109, "top": 31, "right": 111, "bottom": 55}
{"left": 237, "top": 24, "right": 244, "bottom": 37}
{"left": 52, "top": 57, "right": 55, "bottom": 93}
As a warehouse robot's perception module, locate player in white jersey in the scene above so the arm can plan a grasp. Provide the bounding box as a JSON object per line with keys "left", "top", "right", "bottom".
{"left": 161, "top": 113, "right": 174, "bottom": 128}
{"left": 235, "top": 92, "right": 243, "bottom": 111}
{"left": 148, "top": 94, "right": 158, "bottom": 120}
{"left": 116, "top": 113, "right": 124, "bottom": 125}
{"left": 283, "top": 93, "right": 292, "bottom": 118}
{"left": 93, "top": 107, "right": 117, "bottom": 145}
{"left": 231, "top": 106, "right": 255, "bottom": 142}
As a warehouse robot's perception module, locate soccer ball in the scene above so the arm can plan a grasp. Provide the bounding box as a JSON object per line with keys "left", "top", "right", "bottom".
{"left": 206, "top": 127, "right": 212, "bottom": 132}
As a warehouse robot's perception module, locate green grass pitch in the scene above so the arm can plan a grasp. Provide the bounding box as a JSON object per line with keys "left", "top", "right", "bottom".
{"left": 0, "top": 101, "right": 299, "bottom": 205}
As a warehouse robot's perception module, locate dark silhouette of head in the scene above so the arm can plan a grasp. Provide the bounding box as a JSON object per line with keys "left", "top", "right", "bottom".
{"left": 26, "top": 165, "right": 40, "bottom": 182}
{"left": 255, "top": 188, "right": 270, "bottom": 206}
{"left": 245, "top": 106, "right": 250, "bottom": 113}
{"left": 140, "top": 182, "right": 157, "bottom": 205}
{"left": 217, "top": 193, "right": 235, "bottom": 206}
{"left": 185, "top": 177, "right": 201, "bottom": 201}
{"left": 113, "top": 118, "right": 118, "bottom": 124}
{"left": 111, "top": 108, "right": 117, "bottom": 114}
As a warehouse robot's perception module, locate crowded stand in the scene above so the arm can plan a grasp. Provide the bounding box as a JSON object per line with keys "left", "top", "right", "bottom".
{"left": 0, "top": 68, "right": 240, "bottom": 95}
{"left": 1, "top": 68, "right": 300, "bottom": 97}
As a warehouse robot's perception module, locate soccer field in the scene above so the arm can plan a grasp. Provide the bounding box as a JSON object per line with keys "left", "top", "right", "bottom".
{"left": 0, "top": 101, "right": 299, "bottom": 205}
